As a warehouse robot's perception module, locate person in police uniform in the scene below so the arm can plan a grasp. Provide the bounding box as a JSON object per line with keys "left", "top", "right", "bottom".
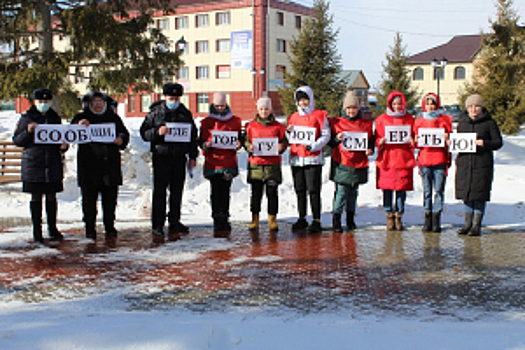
{"left": 140, "top": 82, "right": 198, "bottom": 237}
{"left": 13, "top": 88, "right": 68, "bottom": 242}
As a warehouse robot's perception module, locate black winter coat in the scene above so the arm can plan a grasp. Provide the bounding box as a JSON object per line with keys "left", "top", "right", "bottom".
{"left": 12, "top": 106, "right": 64, "bottom": 184}
{"left": 140, "top": 101, "right": 198, "bottom": 159}
{"left": 455, "top": 109, "right": 503, "bottom": 202}
{"left": 71, "top": 109, "right": 130, "bottom": 188}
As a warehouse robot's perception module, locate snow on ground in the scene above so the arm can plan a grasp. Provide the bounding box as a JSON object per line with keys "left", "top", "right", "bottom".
{"left": 1, "top": 110, "right": 525, "bottom": 349}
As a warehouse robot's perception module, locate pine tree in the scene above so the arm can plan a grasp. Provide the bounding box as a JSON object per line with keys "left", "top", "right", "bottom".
{"left": 0, "top": 0, "right": 181, "bottom": 102}
{"left": 462, "top": 0, "right": 525, "bottom": 135}
{"left": 278, "top": 0, "right": 346, "bottom": 117}
{"left": 376, "top": 32, "right": 419, "bottom": 116}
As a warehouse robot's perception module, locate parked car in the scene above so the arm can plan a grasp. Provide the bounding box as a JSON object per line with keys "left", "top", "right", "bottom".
{"left": 443, "top": 104, "right": 463, "bottom": 122}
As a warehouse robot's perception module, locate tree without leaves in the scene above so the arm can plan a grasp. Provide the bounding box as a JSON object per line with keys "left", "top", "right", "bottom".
{"left": 375, "top": 32, "right": 419, "bottom": 117}
{"left": 278, "top": 0, "right": 346, "bottom": 117}
{"left": 461, "top": 0, "right": 525, "bottom": 135}
{"left": 0, "top": 0, "right": 182, "bottom": 114}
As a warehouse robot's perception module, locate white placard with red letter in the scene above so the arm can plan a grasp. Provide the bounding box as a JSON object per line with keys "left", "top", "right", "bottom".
{"left": 341, "top": 132, "right": 368, "bottom": 151}
{"left": 164, "top": 123, "right": 192, "bottom": 143}
{"left": 385, "top": 125, "right": 411, "bottom": 144}
{"left": 211, "top": 130, "right": 238, "bottom": 149}
{"left": 288, "top": 125, "right": 316, "bottom": 145}
{"left": 252, "top": 137, "right": 279, "bottom": 156}
{"left": 417, "top": 128, "right": 445, "bottom": 148}
{"left": 449, "top": 133, "right": 477, "bottom": 153}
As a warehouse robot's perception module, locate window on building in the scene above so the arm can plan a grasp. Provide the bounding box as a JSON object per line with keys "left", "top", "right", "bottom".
{"left": 275, "top": 65, "right": 286, "bottom": 80}
{"left": 277, "top": 12, "right": 284, "bottom": 26}
{"left": 196, "top": 40, "right": 209, "bottom": 54}
{"left": 216, "top": 65, "right": 231, "bottom": 79}
{"left": 197, "top": 93, "right": 209, "bottom": 112}
{"left": 128, "top": 95, "right": 136, "bottom": 113}
{"left": 277, "top": 39, "right": 286, "bottom": 53}
{"left": 216, "top": 39, "right": 231, "bottom": 52}
{"left": 295, "top": 15, "right": 302, "bottom": 29}
{"left": 454, "top": 66, "right": 466, "bottom": 80}
{"left": 196, "top": 14, "right": 209, "bottom": 28}
{"left": 141, "top": 94, "right": 151, "bottom": 113}
{"left": 175, "top": 16, "right": 188, "bottom": 29}
{"left": 216, "top": 12, "right": 230, "bottom": 25}
{"left": 433, "top": 67, "right": 445, "bottom": 80}
{"left": 413, "top": 67, "right": 424, "bottom": 80}
{"left": 178, "top": 67, "right": 189, "bottom": 80}
{"left": 196, "top": 66, "right": 209, "bottom": 79}
{"left": 157, "top": 18, "right": 169, "bottom": 31}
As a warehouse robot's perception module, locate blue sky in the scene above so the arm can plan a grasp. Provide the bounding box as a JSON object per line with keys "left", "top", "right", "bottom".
{"left": 298, "top": 0, "right": 525, "bottom": 88}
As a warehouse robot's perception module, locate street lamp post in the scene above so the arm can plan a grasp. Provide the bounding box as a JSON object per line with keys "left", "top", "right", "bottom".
{"left": 176, "top": 36, "right": 187, "bottom": 52}
{"left": 430, "top": 56, "right": 448, "bottom": 102}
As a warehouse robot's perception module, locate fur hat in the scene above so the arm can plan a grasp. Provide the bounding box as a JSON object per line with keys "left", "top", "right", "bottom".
{"left": 213, "top": 92, "right": 227, "bottom": 106}
{"left": 256, "top": 97, "right": 272, "bottom": 110}
{"left": 32, "top": 88, "right": 53, "bottom": 100}
{"left": 163, "top": 82, "right": 183, "bottom": 97}
{"left": 343, "top": 90, "right": 359, "bottom": 108}
{"left": 465, "top": 94, "right": 484, "bottom": 108}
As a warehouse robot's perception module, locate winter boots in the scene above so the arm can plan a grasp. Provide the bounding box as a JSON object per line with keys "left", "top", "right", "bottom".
{"left": 423, "top": 212, "right": 432, "bottom": 232}
{"left": 457, "top": 212, "right": 474, "bottom": 235}
{"left": 268, "top": 215, "right": 279, "bottom": 232}
{"left": 332, "top": 213, "right": 342, "bottom": 233}
{"left": 469, "top": 214, "right": 484, "bottom": 236}
{"left": 45, "top": 200, "right": 63, "bottom": 239}
{"left": 432, "top": 211, "right": 442, "bottom": 233}
{"left": 394, "top": 213, "right": 404, "bottom": 231}
{"left": 249, "top": 214, "right": 260, "bottom": 231}
{"left": 292, "top": 217, "right": 308, "bottom": 231}
{"left": 308, "top": 219, "right": 322, "bottom": 233}
{"left": 30, "top": 201, "right": 43, "bottom": 243}
{"left": 386, "top": 213, "right": 396, "bottom": 231}
{"left": 346, "top": 211, "right": 356, "bottom": 231}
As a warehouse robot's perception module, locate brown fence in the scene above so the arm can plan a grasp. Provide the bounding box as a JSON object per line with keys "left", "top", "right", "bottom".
{"left": 0, "top": 141, "right": 22, "bottom": 184}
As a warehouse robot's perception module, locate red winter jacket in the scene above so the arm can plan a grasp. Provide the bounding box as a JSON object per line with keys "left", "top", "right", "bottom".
{"left": 414, "top": 93, "right": 452, "bottom": 167}
{"left": 200, "top": 114, "right": 242, "bottom": 172}
{"left": 330, "top": 116, "right": 373, "bottom": 168}
{"left": 245, "top": 117, "right": 287, "bottom": 166}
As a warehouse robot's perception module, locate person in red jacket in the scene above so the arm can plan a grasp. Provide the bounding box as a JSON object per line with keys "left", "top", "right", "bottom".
{"left": 375, "top": 91, "right": 415, "bottom": 231}
{"left": 244, "top": 97, "right": 288, "bottom": 232}
{"left": 199, "top": 92, "right": 242, "bottom": 233}
{"left": 287, "top": 86, "right": 330, "bottom": 233}
{"left": 414, "top": 93, "right": 452, "bottom": 233}
{"left": 329, "top": 90, "right": 374, "bottom": 232}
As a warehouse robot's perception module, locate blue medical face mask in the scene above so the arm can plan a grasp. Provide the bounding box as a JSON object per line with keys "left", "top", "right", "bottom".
{"left": 166, "top": 101, "right": 180, "bottom": 110}
{"left": 35, "top": 102, "right": 51, "bottom": 114}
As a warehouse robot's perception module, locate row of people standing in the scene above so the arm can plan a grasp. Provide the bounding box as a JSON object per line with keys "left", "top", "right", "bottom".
{"left": 14, "top": 84, "right": 502, "bottom": 243}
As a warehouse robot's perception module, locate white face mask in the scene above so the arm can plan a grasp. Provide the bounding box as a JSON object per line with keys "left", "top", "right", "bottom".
{"left": 35, "top": 102, "right": 51, "bottom": 114}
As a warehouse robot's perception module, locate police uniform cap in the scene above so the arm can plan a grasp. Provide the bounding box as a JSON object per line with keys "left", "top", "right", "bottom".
{"left": 163, "top": 83, "right": 183, "bottom": 97}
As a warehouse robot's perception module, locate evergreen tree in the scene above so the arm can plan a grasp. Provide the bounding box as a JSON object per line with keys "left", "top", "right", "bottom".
{"left": 462, "top": 0, "right": 525, "bottom": 135}
{"left": 375, "top": 32, "right": 419, "bottom": 116}
{"left": 0, "top": 0, "right": 181, "bottom": 102}
{"left": 278, "top": 0, "right": 345, "bottom": 117}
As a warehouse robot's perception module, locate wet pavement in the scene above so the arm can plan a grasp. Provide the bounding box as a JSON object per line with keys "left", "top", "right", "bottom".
{"left": 1, "top": 221, "right": 525, "bottom": 320}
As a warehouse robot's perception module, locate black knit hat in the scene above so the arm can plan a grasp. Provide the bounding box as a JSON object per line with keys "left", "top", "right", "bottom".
{"left": 295, "top": 90, "right": 309, "bottom": 101}
{"left": 32, "top": 88, "right": 53, "bottom": 100}
{"left": 163, "top": 82, "right": 183, "bottom": 96}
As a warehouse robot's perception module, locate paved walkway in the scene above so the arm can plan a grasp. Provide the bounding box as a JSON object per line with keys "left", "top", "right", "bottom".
{"left": 1, "top": 222, "right": 525, "bottom": 320}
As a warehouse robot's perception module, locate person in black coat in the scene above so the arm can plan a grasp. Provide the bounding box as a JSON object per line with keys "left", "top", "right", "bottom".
{"left": 140, "top": 82, "right": 198, "bottom": 238}
{"left": 71, "top": 91, "right": 130, "bottom": 239}
{"left": 455, "top": 94, "right": 503, "bottom": 236}
{"left": 12, "top": 88, "right": 68, "bottom": 242}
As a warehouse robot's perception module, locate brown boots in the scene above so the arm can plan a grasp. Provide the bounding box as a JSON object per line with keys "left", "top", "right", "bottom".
{"left": 249, "top": 214, "right": 279, "bottom": 232}
{"left": 386, "top": 213, "right": 403, "bottom": 231}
